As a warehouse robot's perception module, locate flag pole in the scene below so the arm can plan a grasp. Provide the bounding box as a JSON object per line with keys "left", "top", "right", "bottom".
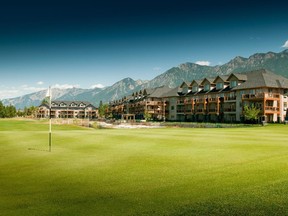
{"left": 48, "top": 86, "right": 52, "bottom": 152}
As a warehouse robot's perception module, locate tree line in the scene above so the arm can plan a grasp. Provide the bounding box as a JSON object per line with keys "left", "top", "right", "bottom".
{"left": 0, "top": 101, "right": 38, "bottom": 118}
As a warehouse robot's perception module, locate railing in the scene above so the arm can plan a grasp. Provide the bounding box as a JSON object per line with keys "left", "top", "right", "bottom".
{"left": 208, "top": 98, "right": 219, "bottom": 103}
{"left": 195, "top": 98, "right": 206, "bottom": 103}
{"left": 177, "top": 100, "right": 185, "bottom": 104}
{"left": 242, "top": 93, "right": 280, "bottom": 100}
{"left": 177, "top": 109, "right": 185, "bottom": 113}
{"left": 184, "top": 99, "right": 194, "bottom": 103}
{"left": 207, "top": 108, "right": 218, "bottom": 113}
{"left": 196, "top": 108, "right": 205, "bottom": 113}
{"left": 264, "top": 106, "right": 280, "bottom": 112}
{"left": 146, "top": 101, "right": 162, "bottom": 105}
{"left": 224, "top": 108, "right": 236, "bottom": 112}
{"left": 225, "top": 96, "right": 237, "bottom": 101}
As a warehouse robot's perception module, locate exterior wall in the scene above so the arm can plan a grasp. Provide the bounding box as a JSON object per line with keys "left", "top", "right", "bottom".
{"left": 167, "top": 97, "right": 177, "bottom": 121}
{"left": 108, "top": 72, "right": 288, "bottom": 123}
{"left": 37, "top": 103, "right": 97, "bottom": 119}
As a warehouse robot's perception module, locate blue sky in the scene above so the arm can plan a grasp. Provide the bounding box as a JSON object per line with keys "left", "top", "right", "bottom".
{"left": 1, "top": 0, "right": 288, "bottom": 99}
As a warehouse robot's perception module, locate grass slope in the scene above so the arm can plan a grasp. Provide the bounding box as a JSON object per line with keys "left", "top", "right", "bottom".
{"left": 1, "top": 119, "right": 288, "bottom": 215}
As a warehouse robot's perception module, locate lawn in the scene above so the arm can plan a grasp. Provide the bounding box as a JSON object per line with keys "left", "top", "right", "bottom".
{"left": 1, "top": 119, "right": 288, "bottom": 216}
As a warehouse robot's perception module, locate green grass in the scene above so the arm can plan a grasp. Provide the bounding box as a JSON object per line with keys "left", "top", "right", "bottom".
{"left": 1, "top": 119, "right": 288, "bottom": 215}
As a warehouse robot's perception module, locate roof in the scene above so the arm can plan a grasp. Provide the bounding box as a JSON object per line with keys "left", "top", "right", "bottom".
{"left": 233, "top": 69, "right": 288, "bottom": 90}
{"left": 51, "top": 100, "right": 93, "bottom": 106}
{"left": 190, "top": 80, "right": 203, "bottom": 86}
{"left": 162, "top": 87, "right": 182, "bottom": 97}
{"left": 227, "top": 73, "right": 247, "bottom": 81}
{"left": 213, "top": 75, "right": 229, "bottom": 83}
{"left": 180, "top": 81, "right": 191, "bottom": 88}
{"left": 201, "top": 78, "right": 215, "bottom": 85}
{"left": 149, "top": 86, "right": 172, "bottom": 98}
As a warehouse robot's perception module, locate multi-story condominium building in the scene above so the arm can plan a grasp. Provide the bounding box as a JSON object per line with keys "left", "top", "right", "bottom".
{"left": 108, "top": 69, "right": 288, "bottom": 123}
{"left": 37, "top": 101, "right": 98, "bottom": 119}
{"left": 108, "top": 86, "right": 171, "bottom": 121}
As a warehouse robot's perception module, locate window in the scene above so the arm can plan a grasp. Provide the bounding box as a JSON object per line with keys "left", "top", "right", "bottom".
{"left": 192, "top": 86, "right": 198, "bottom": 92}
{"left": 216, "top": 82, "right": 223, "bottom": 90}
{"left": 171, "top": 106, "right": 174, "bottom": 110}
{"left": 204, "top": 84, "right": 210, "bottom": 91}
{"left": 231, "top": 80, "right": 237, "bottom": 87}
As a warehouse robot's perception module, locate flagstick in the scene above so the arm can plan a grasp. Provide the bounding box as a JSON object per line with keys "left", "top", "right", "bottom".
{"left": 48, "top": 86, "right": 52, "bottom": 152}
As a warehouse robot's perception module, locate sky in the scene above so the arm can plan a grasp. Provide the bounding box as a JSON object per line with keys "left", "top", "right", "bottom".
{"left": 1, "top": 0, "right": 288, "bottom": 99}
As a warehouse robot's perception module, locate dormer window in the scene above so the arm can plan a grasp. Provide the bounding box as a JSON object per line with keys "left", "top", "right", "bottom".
{"left": 204, "top": 84, "right": 210, "bottom": 91}
{"left": 70, "top": 103, "right": 76, "bottom": 107}
{"left": 79, "top": 103, "right": 86, "bottom": 107}
{"left": 60, "top": 103, "right": 66, "bottom": 107}
{"left": 192, "top": 86, "right": 198, "bottom": 92}
{"left": 231, "top": 80, "right": 237, "bottom": 88}
{"left": 216, "top": 82, "right": 223, "bottom": 90}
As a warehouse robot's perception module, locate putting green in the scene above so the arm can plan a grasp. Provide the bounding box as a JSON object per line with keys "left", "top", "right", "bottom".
{"left": 1, "top": 119, "right": 288, "bottom": 215}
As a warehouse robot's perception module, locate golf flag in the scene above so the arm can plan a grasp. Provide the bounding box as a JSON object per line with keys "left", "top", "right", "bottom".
{"left": 46, "top": 86, "right": 52, "bottom": 152}
{"left": 45, "top": 87, "right": 52, "bottom": 101}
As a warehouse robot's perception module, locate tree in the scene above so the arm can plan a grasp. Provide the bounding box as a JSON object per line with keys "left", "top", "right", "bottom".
{"left": 5, "top": 105, "right": 16, "bottom": 118}
{"left": 243, "top": 105, "right": 260, "bottom": 123}
{"left": 98, "top": 102, "right": 108, "bottom": 118}
{"left": 0, "top": 101, "right": 5, "bottom": 118}
{"left": 144, "top": 111, "right": 152, "bottom": 121}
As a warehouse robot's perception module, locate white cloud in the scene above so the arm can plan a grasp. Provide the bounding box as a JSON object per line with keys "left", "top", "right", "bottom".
{"left": 0, "top": 89, "right": 20, "bottom": 99}
{"left": 195, "top": 61, "right": 211, "bottom": 66}
{"left": 52, "top": 84, "right": 80, "bottom": 89}
{"left": 20, "top": 85, "right": 45, "bottom": 92}
{"left": 282, "top": 40, "right": 288, "bottom": 48}
{"left": 90, "top": 84, "right": 105, "bottom": 89}
{"left": 0, "top": 85, "right": 46, "bottom": 100}
{"left": 153, "top": 67, "right": 162, "bottom": 71}
{"left": 37, "top": 81, "right": 44, "bottom": 85}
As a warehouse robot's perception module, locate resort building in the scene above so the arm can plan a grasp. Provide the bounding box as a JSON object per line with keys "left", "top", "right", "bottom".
{"left": 37, "top": 101, "right": 98, "bottom": 119}
{"left": 108, "top": 86, "right": 171, "bottom": 121}
{"left": 108, "top": 69, "right": 288, "bottom": 123}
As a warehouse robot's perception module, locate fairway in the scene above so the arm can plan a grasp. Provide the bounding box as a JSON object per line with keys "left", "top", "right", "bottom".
{"left": 1, "top": 119, "right": 288, "bottom": 216}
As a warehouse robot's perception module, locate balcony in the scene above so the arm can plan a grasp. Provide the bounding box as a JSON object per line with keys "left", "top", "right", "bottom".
{"left": 225, "top": 96, "right": 237, "bottom": 101}
{"left": 208, "top": 98, "right": 219, "bottom": 103}
{"left": 195, "top": 98, "right": 206, "bottom": 104}
{"left": 196, "top": 108, "right": 205, "bottom": 114}
{"left": 224, "top": 108, "right": 236, "bottom": 113}
{"left": 177, "top": 100, "right": 185, "bottom": 105}
{"left": 184, "top": 99, "right": 194, "bottom": 104}
{"left": 177, "top": 109, "right": 185, "bottom": 113}
{"left": 207, "top": 108, "right": 218, "bottom": 113}
{"left": 242, "top": 93, "right": 280, "bottom": 100}
{"left": 146, "top": 101, "right": 162, "bottom": 105}
{"left": 264, "top": 106, "right": 280, "bottom": 113}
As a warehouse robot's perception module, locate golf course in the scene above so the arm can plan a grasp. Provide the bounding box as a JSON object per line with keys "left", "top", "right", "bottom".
{"left": 1, "top": 119, "right": 288, "bottom": 216}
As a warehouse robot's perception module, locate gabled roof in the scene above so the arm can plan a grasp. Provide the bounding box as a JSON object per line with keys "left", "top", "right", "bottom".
{"left": 213, "top": 75, "right": 229, "bottom": 83}
{"left": 233, "top": 69, "right": 288, "bottom": 90}
{"left": 51, "top": 101, "right": 93, "bottom": 106}
{"left": 180, "top": 81, "right": 191, "bottom": 88}
{"left": 227, "top": 73, "right": 247, "bottom": 81}
{"left": 190, "top": 79, "right": 203, "bottom": 87}
{"left": 201, "top": 78, "right": 215, "bottom": 85}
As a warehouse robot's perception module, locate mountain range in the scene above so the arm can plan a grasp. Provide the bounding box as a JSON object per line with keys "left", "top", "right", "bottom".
{"left": 2, "top": 49, "right": 288, "bottom": 109}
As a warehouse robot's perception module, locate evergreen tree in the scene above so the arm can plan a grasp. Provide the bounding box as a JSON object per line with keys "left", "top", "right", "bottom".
{"left": 0, "top": 101, "right": 5, "bottom": 118}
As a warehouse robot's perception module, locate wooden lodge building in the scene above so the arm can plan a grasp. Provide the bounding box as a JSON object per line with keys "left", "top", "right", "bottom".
{"left": 37, "top": 101, "right": 98, "bottom": 119}
{"left": 108, "top": 69, "right": 288, "bottom": 123}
